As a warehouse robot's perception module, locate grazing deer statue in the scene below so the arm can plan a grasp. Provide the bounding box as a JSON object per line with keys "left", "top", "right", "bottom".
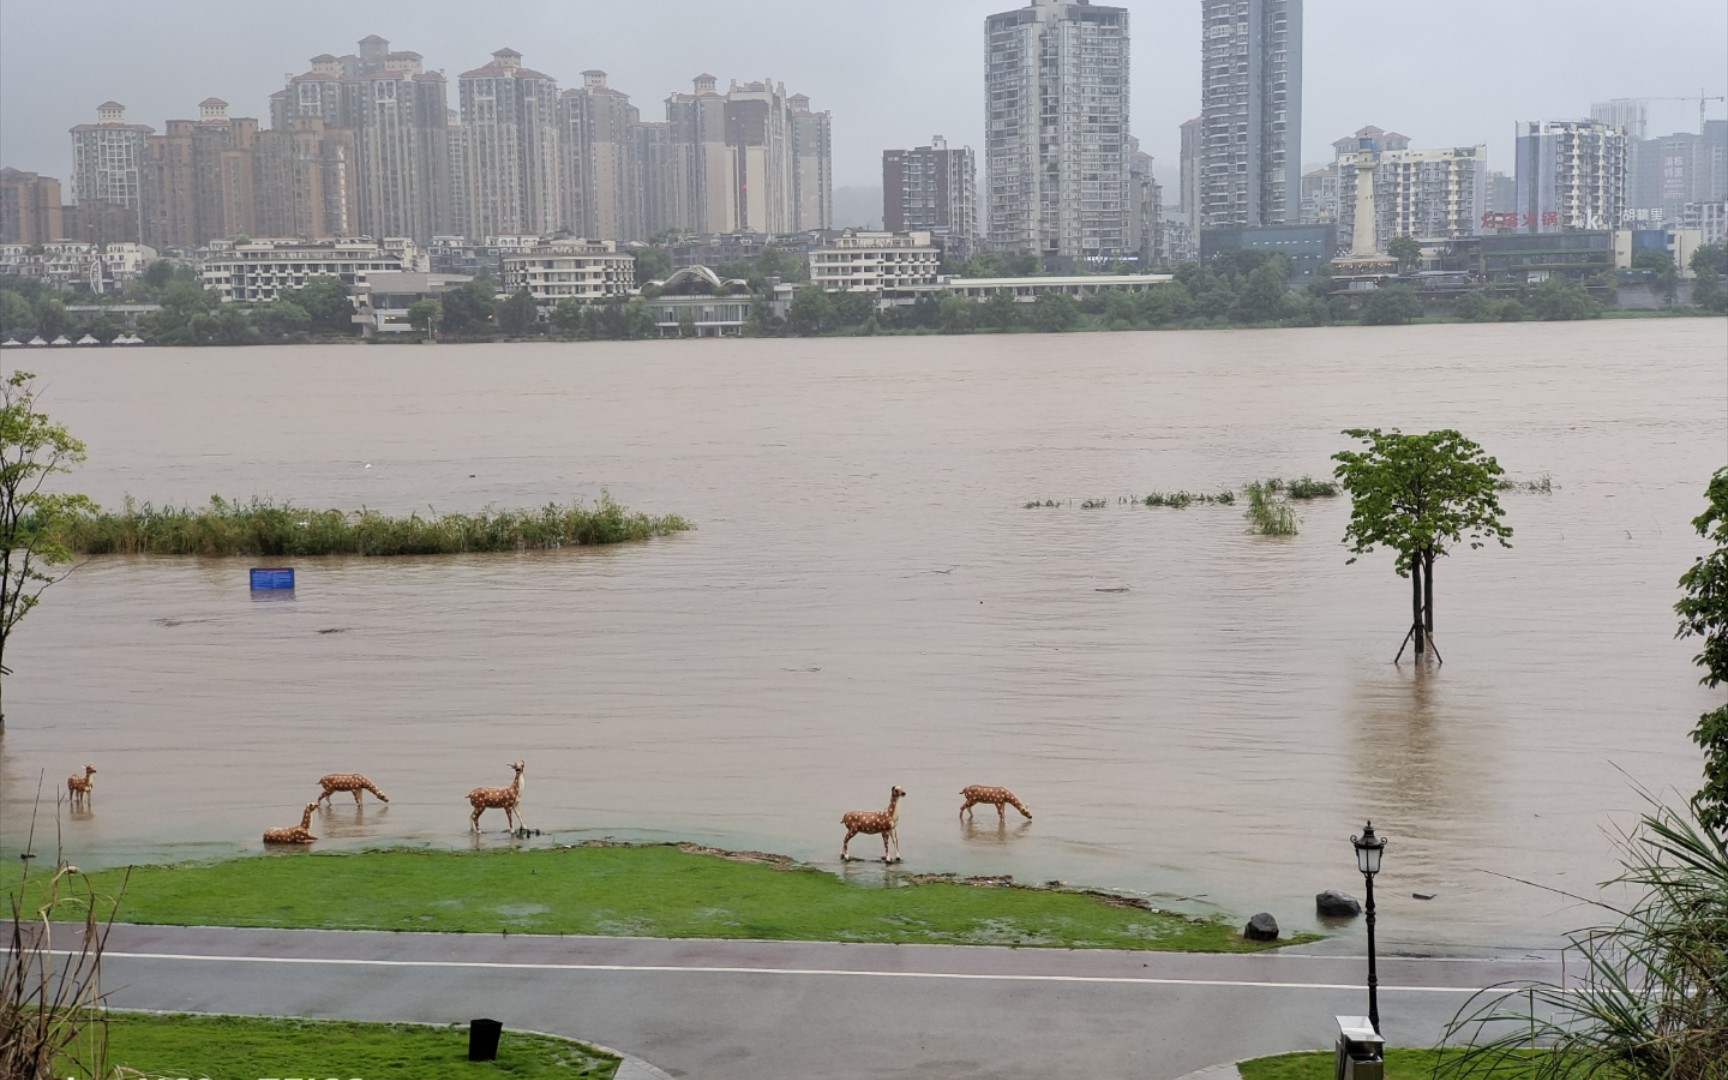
{"left": 316, "top": 773, "right": 390, "bottom": 807}
{"left": 841, "top": 785, "right": 906, "bottom": 863}
{"left": 958, "top": 785, "right": 1032, "bottom": 822}
{"left": 467, "top": 760, "right": 527, "bottom": 833}
{"left": 263, "top": 802, "right": 319, "bottom": 845}
{"left": 67, "top": 764, "right": 97, "bottom": 809}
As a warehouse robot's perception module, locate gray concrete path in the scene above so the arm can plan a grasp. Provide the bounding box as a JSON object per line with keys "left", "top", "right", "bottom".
{"left": 88, "top": 924, "right": 1566, "bottom": 1079}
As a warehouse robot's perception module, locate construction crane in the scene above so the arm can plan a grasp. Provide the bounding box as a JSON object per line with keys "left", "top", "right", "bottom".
{"left": 1644, "top": 89, "right": 1726, "bottom": 133}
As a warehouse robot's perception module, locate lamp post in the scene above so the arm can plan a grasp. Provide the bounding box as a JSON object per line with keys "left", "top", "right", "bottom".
{"left": 1351, "top": 821, "right": 1388, "bottom": 1035}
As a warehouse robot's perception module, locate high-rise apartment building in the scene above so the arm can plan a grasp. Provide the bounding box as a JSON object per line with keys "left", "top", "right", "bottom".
{"left": 1514, "top": 120, "right": 1628, "bottom": 232}
{"left": 458, "top": 49, "right": 563, "bottom": 238}
{"left": 140, "top": 99, "right": 260, "bottom": 251}
{"left": 274, "top": 37, "right": 452, "bottom": 243}
{"left": 1198, "top": 0, "right": 1302, "bottom": 230}
{"left": 984, "top": 0, "right": 1131, "bottom": 263}
{"left": 0, "top": 169, "right": 65, "bottom": 244}
{"left": 1298, "top": 165, "right": 1337, "bottom": 224}
{"left": 665, "top": 75, "right": 732, "bottom": 235}
{"left": 725, "top": 79, "right": 793, "bottom": 234}
{"left": 1630, "top": 122, "right": 1728, "bottom": 224}
{"left": 882, "top": 135, "right": 978, "bottom": 261}
{"left": 1333, "top": 127, "right": 1485, "bottom": 247}
{"left": 1178, "top": 116, "right": 1203, "bottom": 227}
{"left": 560, "top": 71, "right": 640, "bottom": 241}
{"left": 631, "top": 121, "right": 678, "bottom": 240}
{"left": 1128, "top": 141, "right": 1162, "bottom": 264}
{"left": 1591, "top": 98, "right": 1648, "bottom": 142}
{"left": 69, "top": 102, "right": 152, "bottom": 240}
{"left": 253, "top": 117, "right": 359, "bottom": 240}
{"left": 789, "top": 94, "right": 833, "bottom": 233}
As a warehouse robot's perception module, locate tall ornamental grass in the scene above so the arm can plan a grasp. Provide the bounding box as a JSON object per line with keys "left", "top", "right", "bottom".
{"left": 52, "top": 493, "right": 693, "bottom": 557}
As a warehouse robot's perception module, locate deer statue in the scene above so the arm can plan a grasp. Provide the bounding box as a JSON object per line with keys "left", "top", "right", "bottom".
{"left": 263, "top": 802, "right": 319, "bottom": 845}
{"left": 467, "top": 760, "right": 527, "bottom": 833}
{"left": 958, "top": 785, "right": 1032, "bottom": 823}
{"left": 67, "top": 764, "right": 97, "bottom": 809}
{"left": 841, "top": 785, "right": 906, "bottom": 863}
{"left": 316, "top": 773, "right": 390, "bottom": 807}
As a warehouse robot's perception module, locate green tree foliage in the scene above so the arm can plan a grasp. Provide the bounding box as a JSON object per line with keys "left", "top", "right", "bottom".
{"left": 78, "top": 310, "right": 126, "bottom": 344}
{"left": 1332, "top": 428, "right": 1512, "bottom": 660}
{"left": 981, "top": 290, "right": 1022, "bottom": 330}
{"left": 1676, "top": 466, "right": 1728, "bottom": 835}
{"left": 282, "top": 276, "right": 357, "bottom": 336}
{"left": 1690, "top": 243, "right": 1728, "bottom": 313}
{"left": 786, "top": 286, "right": 832, "bottom": 336}
{"left": 0, "top": 371, "right": 96, "bottom": 718}
{"left": 497, "top": 288, "right": 540, "bottom": 336}
{"left": 1031, "top": 292, "right": 1080, "bottom": 333}
{"left": 1361, "top": 284, "right": 1423, "bottom": 325}
{"left": 403, "top": 298, "right": 442, "bottom": 336}
{"left": 0, "top": 290, "right": 34, "bottom": 337}
{"left": 32, "top": 298, "right": 70, "bottom": 340}
{"left": 938, "top": 293, "right": 976, "bottom": 333}
{"left": 212, "top": 305, "right": 259, "bottom": 346}
{"left": 633, "top": 245, "right": 671, "bottom": 284}
{"left": 255, "top": 299, "right": 310, "bottom": 339}
{"left": 1632, "top": 249, "right": 1680, "bottom": 305}
{"left": 440, "top": 276, "right": 498, "bottom": 334}
{"left": 1139, "top": 282, "right": 1195, "bottom": 326}
{"left": 828, "top": 289, "right": 875, "bottom": 329}
{"left": 1232, "top": 260, "right": 1292, "bottom": 323}
{"left": 1528, "top": 276, "right": 1600, "bottom": 321}
{"left": 676, "top": 309, "right": 696, "bottom": 338}
{"left": 1387, "top": 235, "right": 1423, "bottom": 272}
{"left": 1451, "top": 290, "right": 1495, "bottom": 322}
{"left": 141, "top": 281, "right": 222, "bottom": 345}
{"left": 550, "top": 299, "right": 586, "bottom": 339}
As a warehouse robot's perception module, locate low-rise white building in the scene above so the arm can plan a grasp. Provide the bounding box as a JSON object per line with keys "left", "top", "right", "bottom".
{"left": 351, "top": 271, "right": 476, "bottom": 336}
{"left": 643, "top": 295, "right": 754, "bottom": 337}
{"left": 501, "top": 239, "right": 636, "bottom": 305}
{"left": 810, "top": 230, "right": 940, "bottom": 292}
{"left": 882, "top": 273, "right": 1172, "bottom": 307}
{"left": 199, "top": 238, "right": 423, "bottom": 303}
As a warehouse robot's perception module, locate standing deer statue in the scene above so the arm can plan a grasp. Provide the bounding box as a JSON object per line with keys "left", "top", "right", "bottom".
{"left": 841, "top": 785, "right": 906, "bottom": 863}
{"left": 467, "top": 760, "right": 527, "bottom": 833}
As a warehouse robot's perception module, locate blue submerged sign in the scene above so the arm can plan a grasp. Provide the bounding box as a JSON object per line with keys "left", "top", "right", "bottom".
{"left": 249, "top": 567, "right": 296, "bottom": 591}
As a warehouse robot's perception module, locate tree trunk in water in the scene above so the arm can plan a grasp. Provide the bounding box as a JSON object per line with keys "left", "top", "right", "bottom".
{"left": 1411, "top": 561, "right": 1426, "bottom": 656}
{"left": 1424, "top": 550, "right": 1435, "bottom": 636}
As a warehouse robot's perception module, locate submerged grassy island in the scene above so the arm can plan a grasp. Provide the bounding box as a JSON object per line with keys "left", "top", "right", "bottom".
{"left": 14, "top": 844, "right": 1311, "bottom": 952}
{"left": 53, "top": 492, "right": 692, "bottom": 557}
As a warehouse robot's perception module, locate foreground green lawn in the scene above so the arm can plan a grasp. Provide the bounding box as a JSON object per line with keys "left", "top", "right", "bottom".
{"left": 16, "top": 843, "right": 1304, "bottom": 951}
{"left": 1239, "top": 1048, "right": 1540, "bottom": 1080}
{"left": 58, "top": 1013, "right": 617, "bottom": 1080}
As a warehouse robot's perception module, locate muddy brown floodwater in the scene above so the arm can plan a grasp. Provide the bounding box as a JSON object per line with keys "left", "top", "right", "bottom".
{"left": 2, "top": 319, "right": 1723, "bottom": 951}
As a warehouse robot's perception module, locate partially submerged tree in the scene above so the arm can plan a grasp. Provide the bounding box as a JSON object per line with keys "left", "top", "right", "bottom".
{"left": 0, "top": 371, "right": 94, "bottom": 722}
{"left": 1332, "top": 429, "right": 1512, "bottom": 662}
{"left": 1676, "top": 465, "right": 1728, "bottom": 835}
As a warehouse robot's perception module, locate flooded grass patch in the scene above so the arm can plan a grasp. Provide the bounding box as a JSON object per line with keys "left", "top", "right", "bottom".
{"left": 73, "top": 1013, "right": 619, "bottom": 1079}
{"left": 1244, "top": 481, "right": 1300, "bottom": 536}
{"left": 54, "top": 491, "right": 692, "bottom": 556}
{"left": 1238, "top": 1048, "right": 1542, "bottom": 1080}
{"left": 11, "top": 844, "right": 1307, "bottom": 953}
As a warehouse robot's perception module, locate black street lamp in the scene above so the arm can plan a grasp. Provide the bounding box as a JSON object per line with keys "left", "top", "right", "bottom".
{"left": 1351, "top": 821, "right": 1388, "bottom": 1035}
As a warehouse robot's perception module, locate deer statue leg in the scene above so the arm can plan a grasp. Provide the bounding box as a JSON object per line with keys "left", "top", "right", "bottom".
{"left": 880, "top": 831, "right": 892, "bottom": 862}
{"left": 512, "top": 805, "right": 527, "bottom": 831}
{"left": 352, "top": 788, "right": 364, "bottom": 806}
{"left": 959, "top": 798, "right": 973, "bottom": 821}
{"left": 842, "top": 826, "right": 857, "bottom": 861}
{"left": 997, "top": 801, "right": 1007, "bottom": 822}
{"left": 471, "top": 806, "right": 483, "bottom": 832}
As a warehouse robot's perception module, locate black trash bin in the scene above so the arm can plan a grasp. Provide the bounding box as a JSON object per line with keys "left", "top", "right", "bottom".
{"left": 469, "top": 1018, "right": 503, "bottom": 1061}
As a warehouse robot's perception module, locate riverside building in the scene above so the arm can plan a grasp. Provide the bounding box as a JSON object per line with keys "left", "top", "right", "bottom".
{"left": 1198, "top": 0, "right": 1302, "bottom": 230}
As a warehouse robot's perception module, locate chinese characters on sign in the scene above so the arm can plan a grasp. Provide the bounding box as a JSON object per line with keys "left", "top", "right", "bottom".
{"left": 1480, "top": 211, "right": 1560, "bottom": 231}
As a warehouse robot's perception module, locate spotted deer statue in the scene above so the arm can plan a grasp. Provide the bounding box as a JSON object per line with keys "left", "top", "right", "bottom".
{"left": 958, "top": 785, "right": 1032, "bottom": 823}
{"left": 67, "top": 764, "right": 97, "bottom": 809}
{"left": 316, "top": 773, "right": 390, "bottom": 807}
{"left": 263, "top": 802, "right": 319, "bottom": 845}
{"left": 841, "top": 785, "right": 906, "bottom": 863}
{"left": 467, "top": 760, "right": 527, "bottom": 833}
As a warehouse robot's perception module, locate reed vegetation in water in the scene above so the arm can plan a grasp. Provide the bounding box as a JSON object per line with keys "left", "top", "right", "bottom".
{"left": 1243, "top": 481, "right": 1299, "bottom": 536}
{"left": 1267, "top": 475, "right": 1341, "bottom": 500}
{"left": 1494, "top": 473, "right": 1554, "bottom": 494}
{"left": 54, "top": 493, "right": 693, "bottom": 557}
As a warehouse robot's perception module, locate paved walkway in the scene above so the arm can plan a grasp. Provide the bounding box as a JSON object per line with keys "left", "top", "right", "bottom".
{"left": 87, "top": 924, "right": 1565, "bottom": 1079}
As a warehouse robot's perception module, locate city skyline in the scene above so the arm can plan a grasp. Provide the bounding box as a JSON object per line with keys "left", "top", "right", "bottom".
{"left": 4, "top": 0, "right": 1725, "bottom": 205}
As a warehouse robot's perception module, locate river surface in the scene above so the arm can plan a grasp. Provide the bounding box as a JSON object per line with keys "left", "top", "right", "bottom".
{"left": 2, "top": 320, "right": 1724, "bottom": 952}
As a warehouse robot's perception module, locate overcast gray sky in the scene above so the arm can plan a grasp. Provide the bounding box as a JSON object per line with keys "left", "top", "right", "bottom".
{"left": 4, "top": 0, "right": 1725, "bottom": 203}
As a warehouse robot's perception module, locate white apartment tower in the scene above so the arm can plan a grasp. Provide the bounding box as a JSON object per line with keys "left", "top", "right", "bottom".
{"left": 69, "top": 102, "right": 153, "bottom": 225}
{"left": 1199, "top": 0, "right": 1302, "bottom": 230}
{"left": 789, "top": 94, "right": 833, "bottom": 232}
{"left": 458, "top": 48, "right": 563, "bottom": 238}
{"left": 560, "top": 71, "right": 640, "bottom": 241}
{"left": 984, "top": 0, "right": 1132, "bottom": 262}
{"left": 1514, "top": 120, "right": 1628, "bottom": 232}
{"left": 273, "top": 37, "right": 453, "bottom": 243}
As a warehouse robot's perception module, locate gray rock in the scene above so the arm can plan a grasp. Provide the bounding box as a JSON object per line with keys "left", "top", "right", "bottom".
{"left": 1243, "top": 912, "right": 1280, "bottom": 940}
{"left": 1317, "top": 889, "right": 1363, "bottom": 918}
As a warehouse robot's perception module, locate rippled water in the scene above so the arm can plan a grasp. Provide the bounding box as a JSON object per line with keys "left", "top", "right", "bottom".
{"left": 2, "top": 319, "right": 1723, "bottom": 950}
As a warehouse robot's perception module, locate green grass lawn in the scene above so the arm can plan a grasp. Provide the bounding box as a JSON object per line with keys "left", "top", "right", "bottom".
{"left": 1238, "top": 1048, "right": 1540, "bottom": 1080}
{"left": 13, "top": 843, "right": 1309, "bottom": 952}
{"left": 58, "top": 1013, "right": 617, "bottom": 1080}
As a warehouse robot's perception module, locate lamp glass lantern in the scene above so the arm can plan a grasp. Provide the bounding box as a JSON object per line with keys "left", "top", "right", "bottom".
{"left": 1353, "top": 821, "right": 1386, "bottom": 877}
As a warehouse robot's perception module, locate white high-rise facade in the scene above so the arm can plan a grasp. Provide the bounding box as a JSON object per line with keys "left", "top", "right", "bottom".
{"left": 69, "top": 102, "right": 152, "bottom": 217}
{"left": 1514, "top": 120, "right": 1628, "bottom": 232}
{"left": 984, "top": 0, "right": 1131, "bottom": 262}
{"left": 1198, "top": 0, "right": 1302, "bottom": 230}
{"left": 458, "top": 48, "right": 563, "bottom": 239}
